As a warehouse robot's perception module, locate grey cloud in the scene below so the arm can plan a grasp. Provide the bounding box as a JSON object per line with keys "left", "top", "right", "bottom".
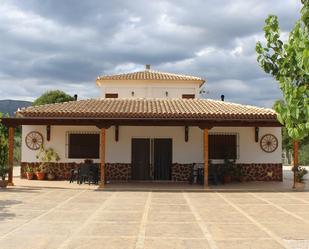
{"left": 0, "top": 0, "right": 302, "bottom": 106}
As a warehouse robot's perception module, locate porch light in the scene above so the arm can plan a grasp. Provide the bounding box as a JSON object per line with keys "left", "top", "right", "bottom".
{"left": 46, "top": 125, "right": 51, "bottom": 141}
{"left": 255, "top": 127, "right": 259, "bottom": 142}
{"left": 131, "top": 91, "right": 135, "bottom": 96}
{"left": 165, "top": 91, "right": 168, "bottom": 97}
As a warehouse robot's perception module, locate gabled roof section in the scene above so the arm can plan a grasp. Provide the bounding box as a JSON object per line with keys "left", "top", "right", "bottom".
{"left": 96, "top": 69, "right": 205, "bottom": 84}
{"left": 16, "top": 98, "right": 277, "bottom": 122}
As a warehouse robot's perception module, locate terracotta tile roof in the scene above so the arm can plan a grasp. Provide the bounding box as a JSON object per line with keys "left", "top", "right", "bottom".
{"left": 16, "top": 98, "right": 277, "bottom": 121}
{"left": 96, "top": 70, "right": 205, "bottom": 83}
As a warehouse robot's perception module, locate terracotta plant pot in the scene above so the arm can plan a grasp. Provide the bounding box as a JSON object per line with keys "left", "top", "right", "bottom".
{"left": 294, "top": 182, "right": 305, "bottom": 191}
{"left": 0, "top": 180, "right": 8, "bottom": 188}
{"left": 47, "top": 173, "right": 55, "bottom": 181}
{"left": 26, "top": 172, "right": 34, "bottom": 180}
{"left": 224, "top": 175, "right": 232, "bottom": 184}
{"left": 36, "top": 172, "right": 45, "bottom": 180}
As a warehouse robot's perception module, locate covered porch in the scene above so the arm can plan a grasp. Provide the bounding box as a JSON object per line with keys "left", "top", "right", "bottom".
{"left": 2, "top": 116, "right": 280, "bottom": 189}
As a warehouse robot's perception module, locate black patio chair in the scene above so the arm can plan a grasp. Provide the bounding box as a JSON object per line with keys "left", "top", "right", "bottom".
{"left": 89, "top": 164, "right": 99, "bottom": 185}
{"left": 69, "top": 166, "right": 79, "bottom": 183}
{"left": 79, "top": 164, "right": 91, "bottom": 184}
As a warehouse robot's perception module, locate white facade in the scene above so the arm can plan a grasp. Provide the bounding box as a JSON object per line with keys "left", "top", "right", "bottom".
{"left": 97, "top": 80, "right": 200, "bottom": 99}
{"left": 22, "top": 125, "right": 282, "bottom": 164}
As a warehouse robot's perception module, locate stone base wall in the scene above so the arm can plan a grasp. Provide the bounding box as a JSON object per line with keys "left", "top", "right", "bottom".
{"left": 106, "top": 163, "right": 131, "bottom": 181}
{"left": 237, "top": 163, "right": 282, "bottom": 181}
{"left": 172, "top": 163, "right": 193, "bottom": 182}
{"left": 21, "top": 162, "right": 282, "bottom": 182}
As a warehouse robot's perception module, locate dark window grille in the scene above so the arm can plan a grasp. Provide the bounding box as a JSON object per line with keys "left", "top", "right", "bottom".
{"left": 182, "top": 94, "right": 195, "bottom": 99}
{"left": 105, "top": 93, "right": 118, "bottom": 98}
{"left": 209, "top": 134, "right": 237, "bottom": 159}
{"left": 68, "top": 134, "right": 100, "bottom": 159}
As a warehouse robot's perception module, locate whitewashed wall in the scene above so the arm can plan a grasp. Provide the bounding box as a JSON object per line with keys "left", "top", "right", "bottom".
{"left": 22, "top": 125, "right": 282, "bottom": 164}
{"left": 98, "top": 80, "right": 200, "bottom": 98}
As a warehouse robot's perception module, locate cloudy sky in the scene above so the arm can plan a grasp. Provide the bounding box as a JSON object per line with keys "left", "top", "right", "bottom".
{"left": 0, "top": 0, "right": 302, "bottom": 107}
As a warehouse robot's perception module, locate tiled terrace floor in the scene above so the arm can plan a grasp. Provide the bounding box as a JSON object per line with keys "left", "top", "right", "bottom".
{"left": 0, "top": 167, "right": 309, "bottom": 249}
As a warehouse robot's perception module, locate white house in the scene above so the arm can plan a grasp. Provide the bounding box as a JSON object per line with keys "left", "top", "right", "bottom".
{"left": 2, "top": 65, "right": 282, "bottom": 187}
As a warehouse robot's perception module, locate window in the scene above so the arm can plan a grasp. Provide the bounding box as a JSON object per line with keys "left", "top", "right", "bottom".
{"left": 68, "top": 133, "right": 100, "bottom": 159}
{"left": 105, "top": 93, "right": 118, "bottom": 98}
{"left": 209, "top": 134, "right": 237, "bottom": 159}
{"left": 182, "top": 94, "right": 195, "bottom": 99}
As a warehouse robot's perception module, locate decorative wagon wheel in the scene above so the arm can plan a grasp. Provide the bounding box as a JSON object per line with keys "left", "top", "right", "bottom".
{"left": 260, "top": 134, "right": 278, "bottom": 153}
{"left": 25, "top": 131, "right": 43, "bottom": 150}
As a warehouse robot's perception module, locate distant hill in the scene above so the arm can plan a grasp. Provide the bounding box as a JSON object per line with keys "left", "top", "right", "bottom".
{"left": 0, "top": 100, "right": 32, "bottom": 116}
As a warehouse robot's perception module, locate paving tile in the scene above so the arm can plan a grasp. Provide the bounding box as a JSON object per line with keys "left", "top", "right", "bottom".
{"left": 207, "top": 224, "right": 270, "bottom": 240}
{"left": 276, "top": 204, "right": 309, "bottom": 213}
{"left": 264, "top": 222, "right": 309, "bottom": 240}
{"left": 199, "top": 211, "right": 252, "bottom": 224}
{"left": 36, "top": 210, "right": 92, "bottom": 223}
{"left": 148, "top": 211, "right": 196, "bottom": 222}
{"left": 151, "top": 193, "right": 184, "bottom": 199}
{"left": 0, "top": 221, "right": 27, "bottom": 236}
{"left": 151, "top": 198, "right": 186, "bottom": 205}
{"left": 145, "top": 223, "right": 204, "bottom": 238}
{"left": 95, "top": 211, "right": 143, "bottom": 222}
{"left": 216, "top": 239, "right": 284, "bottom": 249}
{"left": 104, "top": 203, "right": 145, "bottom": 211}
{"left": 0, "top": 235, "right": 65, "bottom": 249}
{"left": 13, "top": 222, "right": 77, "bottom": 237}
{"left": 78, "top": 223, "right": 140, "bottom": 237}
{"left": 144, "top": 238, "right": 211, "bottom": 249}
{"left": 64, "top": 237, "right": 136, "bottom": 249}
{"left": 149, "top": 204, "right": 191, "bottom": 213}
{"left": 264, "top": 198, "right": 305, "bottom": 205}
{"left": 227, "top": 197, "right": 268, "bottom": 205}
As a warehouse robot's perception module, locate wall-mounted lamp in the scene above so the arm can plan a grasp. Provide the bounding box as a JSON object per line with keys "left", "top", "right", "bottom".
{"left": 165, "top": 91, "right": 168, "bottom": 97}
{"left": 131, "top": 91, "right": 135, "bottom": 97}
{"left": 46, "top": 125, "right": 51, "bottom": 141}
{"left": 255, "top": 127, "right": 259, "bottom": 143}
{"left": 185, "top": 126, "right": 189, "bottom": 142}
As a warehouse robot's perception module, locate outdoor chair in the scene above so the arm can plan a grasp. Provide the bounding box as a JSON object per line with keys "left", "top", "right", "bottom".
{"left": 69, "top": 166, "right": 79, "bottom": 183}
{"left": 79, "top": 164, "right": 91, "bottom": 184}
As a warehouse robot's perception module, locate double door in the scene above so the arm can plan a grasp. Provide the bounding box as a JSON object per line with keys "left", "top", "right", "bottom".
{"left": 131, "top": 138, "right": 172, "bottom": 181}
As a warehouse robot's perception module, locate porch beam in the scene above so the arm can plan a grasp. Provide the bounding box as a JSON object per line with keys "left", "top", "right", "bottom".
{"left": 8, "top": 127, "right": 14, "bottom": 186}
{"left": 99, "top": 128, "right": 106, "bottom": 188}
{"left": 203, "top": 128, "right": 209, "bottom": 188}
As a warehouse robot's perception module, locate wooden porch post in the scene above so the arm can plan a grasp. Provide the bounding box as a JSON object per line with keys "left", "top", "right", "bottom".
{"left": 99, "top": 128, "right": 106, "bottom": 188}
{"left": 8, "top": 127, "right": 14, "bottom": 186}
{"left": 204, "top": 128, "right": 209, "bottom": 188}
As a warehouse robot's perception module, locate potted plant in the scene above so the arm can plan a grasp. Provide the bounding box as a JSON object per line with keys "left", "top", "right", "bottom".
{"left": 294, "top": 166, "right": 308, "bottom": 191}
{"left": 0, "top": 164, "right": 9, "bottom": 188}
{"left": 0, "top": 134, "right": 9, "bottom": 188}
{"left": 223, "top": 158, "right": 235, "bottom": 183}
{"left": 35, "top": 165, "right": 45, "bottom": 180}
{"left": 25, "top": 166, "right": 34, "bottom": 180}
{"left": 233, "top": 165, "right": 245, "bottom": 182}
{"left": 36, "top": 147, "right": 60, "bottom": 180}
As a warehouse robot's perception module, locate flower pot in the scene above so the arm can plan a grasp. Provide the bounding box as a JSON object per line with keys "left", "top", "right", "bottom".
{"left": 224, "top": 175, "right": 232, "bottom": 184}
{"left": 47, "top": 173, "right": 55, "bottom": 181}
{"left": 0, "top": 180, "right": 8, "bottom": 188}
{"left": 294, "top": 182, "right": 305, "bottom": 191}
{"left": 36, "top": 172, "right": 45, "bottom": 180}
{"left": 26, "top": 172, "right": 34, "bottom": 180}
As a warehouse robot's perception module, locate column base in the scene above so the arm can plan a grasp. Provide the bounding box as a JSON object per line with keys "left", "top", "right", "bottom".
{"left": 7, "top": 182, "right": 14, "bottom": 186}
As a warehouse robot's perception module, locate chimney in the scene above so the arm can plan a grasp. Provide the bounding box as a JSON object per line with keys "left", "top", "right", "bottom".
{"left": 145, "top": 64, "right": 151, "bottom": 70}
{"left": 74, "top": 94, "right": 78, "bottom": 101}
{"left": 221, "top": 94, "right": 225, "bottom": 101}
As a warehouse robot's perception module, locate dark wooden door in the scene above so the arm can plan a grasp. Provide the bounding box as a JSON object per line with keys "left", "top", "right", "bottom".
{"left": 131, "top": 139, "right": 150, "bottom": 180}
{"left": 154, "top": 139, "right": 172, "bottom": 180}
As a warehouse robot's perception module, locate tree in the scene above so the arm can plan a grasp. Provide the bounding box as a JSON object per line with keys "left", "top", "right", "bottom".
{"left": 256, "top": 0, "right": 309, "bottom": 188}
{"left": 33, "top": 90, "right": 75, "bottom": 106}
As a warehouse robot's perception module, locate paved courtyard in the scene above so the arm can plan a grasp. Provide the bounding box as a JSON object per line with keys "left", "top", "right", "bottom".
{"left": 1, "top": 167, "right": 309, "bottom": 249}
